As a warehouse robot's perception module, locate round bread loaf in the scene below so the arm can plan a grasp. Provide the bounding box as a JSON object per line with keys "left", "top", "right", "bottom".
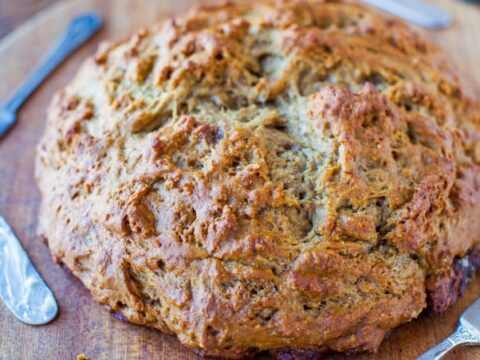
{"left": 36, "top": 0, "right": 480, "bottom": 357}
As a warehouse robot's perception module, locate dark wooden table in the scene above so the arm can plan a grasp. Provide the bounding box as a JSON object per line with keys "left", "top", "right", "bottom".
{"left": 0, "top": 0, "right": 63, "bottom": 39}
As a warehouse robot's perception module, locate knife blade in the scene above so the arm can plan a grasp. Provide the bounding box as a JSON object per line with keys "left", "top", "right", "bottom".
{"left": 361, "top": 0, "right": 451, "bottom": 29}
{"left": 0, "top": 216, "right": 58, "bottom": 325}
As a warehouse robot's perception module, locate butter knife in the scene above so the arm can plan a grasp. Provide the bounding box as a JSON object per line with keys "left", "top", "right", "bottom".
{"left": 0, "top": 12, "right": 102, "bottom": 139}
{"left": 361, "top": 0, "right": 450, "bottom": 29}
{"left": 0, "top": 216, "right": 58, "bottom": 325}
{"left": 418, "top": 298, "right": 480, "bottom": 360}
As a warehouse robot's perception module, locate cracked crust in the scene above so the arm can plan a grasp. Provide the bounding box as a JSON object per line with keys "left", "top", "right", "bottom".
{"left": 36, "top": 0, "right": 480, "bottom": 358}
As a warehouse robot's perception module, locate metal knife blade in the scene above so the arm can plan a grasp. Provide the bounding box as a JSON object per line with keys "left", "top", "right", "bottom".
{"left": 0, "top": 216, "right": 58, "bottom": 325}
{"left": 361, "top": 0, "right": 451, "bottom": 29}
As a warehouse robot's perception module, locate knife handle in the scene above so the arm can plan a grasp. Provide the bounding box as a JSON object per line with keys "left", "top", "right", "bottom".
{"left": 360, "top": 0, "right": 450, "bottom": 29}
{"left": 417, "top": 323, "right": 478, "bottom": 360}
{"left": 3, "top": 13, "right": 102, "bottom": 113}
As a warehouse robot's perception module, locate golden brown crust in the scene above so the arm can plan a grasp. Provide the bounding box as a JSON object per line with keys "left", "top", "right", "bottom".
{"left": 36, "top": 0, "right": 480, "bottom": 357}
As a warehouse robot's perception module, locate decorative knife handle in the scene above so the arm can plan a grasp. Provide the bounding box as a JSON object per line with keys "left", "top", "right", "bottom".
{"left": 3, "top": 13, "right": 102, "bottom": 113}
{"left": 417, "top": 323, "right": 479, "bottom": 360}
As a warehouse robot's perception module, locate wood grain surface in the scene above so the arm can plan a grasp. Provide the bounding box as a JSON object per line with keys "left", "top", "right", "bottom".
{"left": 0, "top": 0, "right": 479, "bottom": 359}
{"left": 0, "top": 0, "right": 65, "bottom": 39}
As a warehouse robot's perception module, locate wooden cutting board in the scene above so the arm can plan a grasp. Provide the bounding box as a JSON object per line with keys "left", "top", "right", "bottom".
{"left": 0, "top": 0, "right": 479, "bottom": 359}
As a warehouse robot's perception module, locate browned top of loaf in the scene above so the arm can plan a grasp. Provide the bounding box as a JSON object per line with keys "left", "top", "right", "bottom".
{"left": 36, "top": 0, "right": 480, "bottom": 357}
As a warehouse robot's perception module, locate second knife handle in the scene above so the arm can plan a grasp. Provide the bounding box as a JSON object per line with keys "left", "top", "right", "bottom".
{"left": 417, "top": 323, "right": 478, "bottom": 360}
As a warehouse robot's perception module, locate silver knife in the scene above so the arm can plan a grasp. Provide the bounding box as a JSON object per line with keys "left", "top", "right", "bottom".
{"left": 0, "top": 216, "right": 58, "bottom": 325}
{"left": 418, "top": 298, "right": 480, "bottom": 360}
{"left": 0, "top": 12, "right": 102, "bottom": 139}
{"left": 361, "top": 0, "right": 451, "bottom": 29}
